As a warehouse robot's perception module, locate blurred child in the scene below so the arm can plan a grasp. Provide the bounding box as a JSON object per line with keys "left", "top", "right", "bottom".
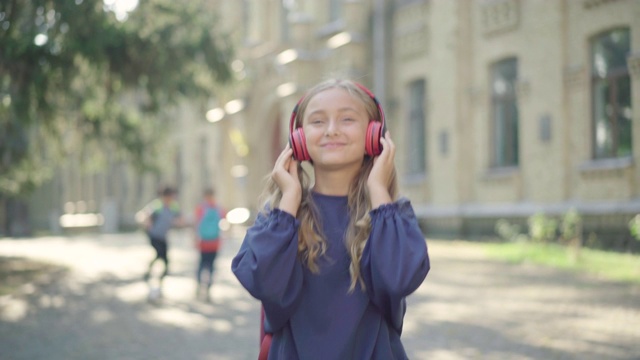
{"left": 193, "top": 187, "right": 225, "bottom": 302}
{"left": 138, "top": 185, "right": 185, "bottom": 299}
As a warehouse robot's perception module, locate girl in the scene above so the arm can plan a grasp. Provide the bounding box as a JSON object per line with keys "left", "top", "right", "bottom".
{"left": 232, "top": 79, "right": 430, "bottom": 359}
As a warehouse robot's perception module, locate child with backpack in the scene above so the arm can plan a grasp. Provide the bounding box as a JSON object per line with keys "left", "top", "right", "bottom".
{"left": 194, "top": 187, "right": 225, "bottom": 302}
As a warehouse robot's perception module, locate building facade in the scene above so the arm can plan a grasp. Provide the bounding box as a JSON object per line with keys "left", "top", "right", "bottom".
{"left": 26, "top": 0, "right": 640, "bottom": 250}
{"left": 213, "top": 0, "right": 640, "bottom": 249}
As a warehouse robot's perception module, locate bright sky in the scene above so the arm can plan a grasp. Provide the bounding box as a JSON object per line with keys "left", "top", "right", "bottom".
{"left": 103, "top": 0, "right": 139, "bottom": 21}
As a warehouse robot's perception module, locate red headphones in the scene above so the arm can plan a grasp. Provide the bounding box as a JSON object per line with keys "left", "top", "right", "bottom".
{"left": 289, "top": 82, "right": 386, "bottom": 161}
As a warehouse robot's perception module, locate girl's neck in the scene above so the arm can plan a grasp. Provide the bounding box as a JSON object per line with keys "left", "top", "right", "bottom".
{"left": 312, "top": 167, "right": 359, "bottom": 196}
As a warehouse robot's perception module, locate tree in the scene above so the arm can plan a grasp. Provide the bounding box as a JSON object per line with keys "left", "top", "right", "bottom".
{"left": 630, "top": 215, "right": 640, "bottom": 242}
{"left": 0, "top": 0, "right": 233, "bottom": 196}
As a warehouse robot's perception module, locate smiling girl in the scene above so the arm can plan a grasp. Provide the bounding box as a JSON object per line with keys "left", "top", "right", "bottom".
{"left": 232, "top": 79, "right": 430, "bottom": 360}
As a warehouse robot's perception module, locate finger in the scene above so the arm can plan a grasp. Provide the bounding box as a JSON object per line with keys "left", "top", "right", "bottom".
{"left": 275, "top": 147, "right": 293, "bottom": 169}
{"left": 378, "top": 137, "right": 390, "bottom": 161}
{"left": 380, "top": 132, "right": 395, "bottom": 161}
{"left": 280, "top": 146, "right": 293, "bottom": 160}
{"left": 288, "top": 158, "right": 299, "bottom": 177}
{"left": 384, "top": 131, "right": 394, "bottom": 149}
{"left": 385, "top": 136, "right": 395, "bottom": 160}
{"left": 382, "top": 131, "right": 394, "bottom": 151}
{"left": 282, "top": 153, "right": 292, "bottom": 170}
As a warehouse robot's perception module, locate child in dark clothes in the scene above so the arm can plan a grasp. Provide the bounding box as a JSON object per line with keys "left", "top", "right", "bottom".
{"left": 232, "top": 79, "right": 430, "bottom": 359}
{"left": 138, "top": 186, "right": 185, "bottom": 299}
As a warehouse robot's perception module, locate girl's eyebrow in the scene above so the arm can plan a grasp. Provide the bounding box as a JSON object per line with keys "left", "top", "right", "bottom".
{"left": 306, "top": 107, "right": 360, "bottom": 117}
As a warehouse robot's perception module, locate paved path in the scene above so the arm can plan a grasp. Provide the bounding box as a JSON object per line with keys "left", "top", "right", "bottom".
{"left": 0, "top": 230, "right": 638, "bottom": 360}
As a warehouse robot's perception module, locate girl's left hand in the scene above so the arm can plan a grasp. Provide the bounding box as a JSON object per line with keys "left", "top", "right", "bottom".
{"left": 367, "top": 131, "right": 395, "bottom": 207}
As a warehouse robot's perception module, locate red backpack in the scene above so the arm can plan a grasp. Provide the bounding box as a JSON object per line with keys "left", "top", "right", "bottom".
{"left": 259, "top": 306, "right": 272, "bottom": 360}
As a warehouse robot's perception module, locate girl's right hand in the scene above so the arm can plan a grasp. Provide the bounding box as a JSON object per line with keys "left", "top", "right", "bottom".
{"left": 272, "top": 145, "right": 301, "bottom": 216}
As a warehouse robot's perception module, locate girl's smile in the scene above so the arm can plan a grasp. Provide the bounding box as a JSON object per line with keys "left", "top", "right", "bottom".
{"left": 320, "top": 141, "right": 347, "bottom": 148}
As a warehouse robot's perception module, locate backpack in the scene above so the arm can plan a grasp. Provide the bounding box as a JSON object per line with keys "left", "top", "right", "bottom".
{"left": 259, "top": 306, "right": 272, "bottom": 360}
{"left": 198, "top": 204, "right": 221, "bottom": 240}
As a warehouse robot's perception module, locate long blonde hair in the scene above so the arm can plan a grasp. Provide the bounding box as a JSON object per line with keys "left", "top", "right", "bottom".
{"left": 260, "top": 79, "right": 398, "bottom": 291}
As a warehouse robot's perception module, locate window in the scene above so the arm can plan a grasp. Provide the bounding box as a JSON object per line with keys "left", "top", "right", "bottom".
{"left": 407, "top": 79, "right": 426, "bottom": 175}
{"left": 490, "top": 58, "right": 519, "bottom": 167}
{"left": 396, "top": 0, "right": 422, "bottom": 6}
{"left": 329, "top": 0, "right": 342, "bottom": 22}
{"left": 243, "top": 0, "right": 262, "bottom": 45}
{"left": 591, "top": 28, "right": 631, "bottom": 159}
{"left": 281, "top": 0, "right": 292, "bottom": 42}
{"left": 175, "top": 145, "right": 183, "bottom": 189}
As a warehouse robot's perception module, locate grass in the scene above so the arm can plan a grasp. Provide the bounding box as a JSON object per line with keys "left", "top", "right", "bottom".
{"left": 483, "top": 241, "right": 640, "bottom": 284}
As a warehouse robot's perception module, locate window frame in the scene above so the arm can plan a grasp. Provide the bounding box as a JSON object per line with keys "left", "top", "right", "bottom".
{"left": 490, "top": 57, "right": 519, "bottom": 168}
{"left": 590, "top": 27, "right": 632, "bottom": 160}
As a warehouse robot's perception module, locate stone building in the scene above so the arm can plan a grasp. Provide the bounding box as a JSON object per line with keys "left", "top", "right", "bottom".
{"left": 212, "top": 0, "right": 640, "bottom": 249}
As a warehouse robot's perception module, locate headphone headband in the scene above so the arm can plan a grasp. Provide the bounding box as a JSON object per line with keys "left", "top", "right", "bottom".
{"left": 353, "top": 82, "right": 385, "bottom": 130}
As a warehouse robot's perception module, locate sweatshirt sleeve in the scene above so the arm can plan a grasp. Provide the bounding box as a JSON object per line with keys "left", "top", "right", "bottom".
{"left": 360, "top": 198, "right": 430, "bottom": 332}
{"left": 231, "top": 208, "right": 304, "bottom": 332}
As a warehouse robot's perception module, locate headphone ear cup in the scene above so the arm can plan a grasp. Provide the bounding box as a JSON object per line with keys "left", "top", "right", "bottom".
{"left": 365, "top": 121, "right": 384, "bottom": 156}
{"left": 290, "top": 128, "right": 311, "bottom": 161}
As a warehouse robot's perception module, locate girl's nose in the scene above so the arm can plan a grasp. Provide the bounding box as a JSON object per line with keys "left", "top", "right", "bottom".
{"left": 325, "top": 119, "right": 339, "bottom": 135}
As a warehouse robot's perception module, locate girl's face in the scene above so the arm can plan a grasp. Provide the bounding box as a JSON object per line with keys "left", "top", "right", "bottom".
{"left": 302, "top": 87, "right": 370, "bottom": 170}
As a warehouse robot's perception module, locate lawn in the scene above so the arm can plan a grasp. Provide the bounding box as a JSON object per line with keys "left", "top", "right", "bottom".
{"left": 482, "top": 241, "right": 640, "bottom": 284}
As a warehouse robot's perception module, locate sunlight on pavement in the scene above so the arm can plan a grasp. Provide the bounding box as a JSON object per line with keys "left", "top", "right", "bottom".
{"left": 0, "top": 297, "right": 28, "bottom": 322}
{"left": 0, "top": 231, "right": 262, "bottom": 360}
{"left": 114, "top": 282, "right": 149, "bottom": 302}
{"left": 160, "top": 277, "right": 199, "bottom": 302}
{"left": 414, "top": 350, "right": 469, "bottom": 360}
{"left": 212, "top": 283, "right": 252, "bottom": 305}
{"left": 210, "top": 319, "right": 234, "bottom": 333}
{"left": 38, "top": 293, "right": 65, "bottom": 308}
{"left": 2, "top": 234, "right": 639, "bottom": 359}
{"left": 91, "top": 308, "right": 114, "bottom": 324}
{"left": 144, "top": 306, "right": 234, "bottom": 333}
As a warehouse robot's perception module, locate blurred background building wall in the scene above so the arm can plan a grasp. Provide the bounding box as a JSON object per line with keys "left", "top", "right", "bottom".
{"left": 24, "top": 0, "right": 640, "bottom": 251}
{"left": 217, "top": 0, "right": 640, "bottom": 249}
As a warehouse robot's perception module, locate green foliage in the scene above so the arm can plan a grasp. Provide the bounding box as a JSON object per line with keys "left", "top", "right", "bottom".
{"left": 0, "top": 0, "right": 233, "bottom": 196}
{"left": 495, "top": 219, "right": 515, "bottom": 241}
{"left": 492, "top": 211, "right": 591, "bottom": 265}
{"left": 494, "top": 218, "right": 527, "bottom": 242}
{"left": 630, "top": 214, "right": 640, "bottom": 242}
{"left": 528, "top": 212, "right": 558, "bottom": 244}
{"left": 560, "top": 208, "right": 582, "bottom": 244}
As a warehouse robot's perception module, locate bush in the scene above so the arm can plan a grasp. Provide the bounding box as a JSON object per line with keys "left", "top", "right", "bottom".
{"left": 528, "top": 213, "right": 557, "bottom": 244}
{"left": 495, "top": 219, "right": 527, "bottom": 243}
{"left": 560, "top": 208, "right": 582, "bottom": 245}
{"left": 630, "top": 214, "right": 640, "bottom": 242}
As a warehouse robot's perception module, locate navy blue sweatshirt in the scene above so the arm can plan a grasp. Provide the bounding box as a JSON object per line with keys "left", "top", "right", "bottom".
{"left": 231, "top": 192, "right": 430, "bottom": 359}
